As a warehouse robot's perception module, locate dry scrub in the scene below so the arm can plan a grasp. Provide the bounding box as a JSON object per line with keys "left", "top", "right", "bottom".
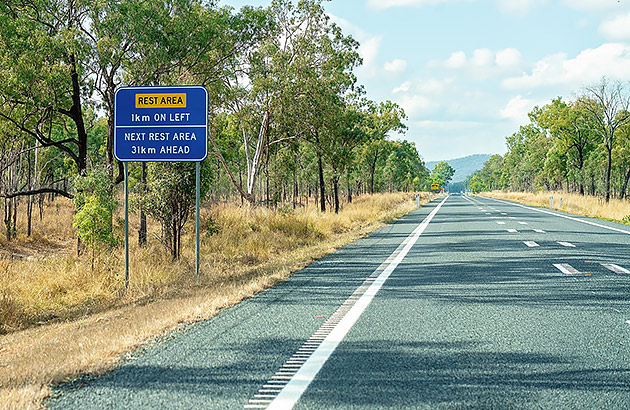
{"left": 0, "top": 192, "right": 425, "bottom": 409}
{"left": 481, "top": 191, "right": 630, "bottom": 224}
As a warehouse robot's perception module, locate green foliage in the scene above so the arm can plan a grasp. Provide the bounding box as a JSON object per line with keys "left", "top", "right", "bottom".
{"left": 468, "top": 175, "right": 487, "bottom": 194}
{"left": 472, "top": 79, "right": 630, "bottom": 199}
{"left": 1, "top": 0, "right": 432, "bottom": 256}
{"left": 73, "top": 165, "right": 117, "bottom": 249}
{"left": 431, "top": 161, "right": 455, "bottom": 186}
{"left": 138, "top": 161, "right": 213, "bottom": 259}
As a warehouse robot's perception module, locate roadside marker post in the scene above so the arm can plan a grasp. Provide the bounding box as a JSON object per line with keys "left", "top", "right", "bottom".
{"left": 114, "top": 86, "right": 208, "bottom": 288}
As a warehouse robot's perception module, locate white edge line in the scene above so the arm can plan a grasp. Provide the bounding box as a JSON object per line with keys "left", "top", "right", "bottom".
{"left": 485, "top": 197, "right": 630, "bottom": 235}
{"left": 266, "top": 196, "right": 449, "bottom": 410}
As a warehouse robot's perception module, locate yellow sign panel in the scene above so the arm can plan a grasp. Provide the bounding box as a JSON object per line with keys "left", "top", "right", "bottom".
{"left": 135, "top": 93, "right": 187, "bottom": 108}
{"left": 431, "top": 184, "right": 440, "bottom": 190}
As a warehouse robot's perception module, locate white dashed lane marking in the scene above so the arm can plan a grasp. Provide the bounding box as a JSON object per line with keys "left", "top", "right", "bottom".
{"left": 507, "top": 229, "right": 518, "bottom": 233}
{"left": 518, "top": 221, "right": 528, "bottom": 225}
{"left": 557, "top": 241, "right": 576, "bottom": 248}
{"left": 601, "top": 263, "right": 630, "bottom": 274}
{"left": 524, "top": 241, "right": 539, "bottom": 247}
{"left": 533, "top": 229, "right": 546, "bottom": 233}
{"left": 497, "top": 221, "right": 506, "bottom": 225}
{"left": 554, "top": 263, "right": 582, "bottom": 275}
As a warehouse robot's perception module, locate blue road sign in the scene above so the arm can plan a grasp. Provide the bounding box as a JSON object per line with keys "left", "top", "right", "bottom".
{"left": 114, "top": 86, "right": 208, "bottom": 162}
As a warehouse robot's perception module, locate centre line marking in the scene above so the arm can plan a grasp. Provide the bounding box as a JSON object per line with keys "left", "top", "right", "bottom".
{"left": 524, "top": 241, "right": 539, "bottom": 247}
{"left": 554, "top": 263, "right": 581, "bottom": 275}
{"left": 262, "top": 196, "right": 449, "bottom": 410}
{"left": 601, "top": 263, "right": 630, "bottom": 274}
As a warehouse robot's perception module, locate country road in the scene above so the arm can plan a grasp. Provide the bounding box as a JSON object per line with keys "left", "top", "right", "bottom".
{"left": 47, "top": 195, "right": 630, "bottom": 409}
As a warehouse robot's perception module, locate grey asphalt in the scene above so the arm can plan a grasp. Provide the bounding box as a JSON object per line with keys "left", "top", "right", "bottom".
{"left": 46, "top": 195, "right": 630, "bottom": 409}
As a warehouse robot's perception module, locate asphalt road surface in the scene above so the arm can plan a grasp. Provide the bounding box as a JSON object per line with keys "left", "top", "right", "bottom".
{"left": 47, "top": 195, "right": 630, "bottom": 409}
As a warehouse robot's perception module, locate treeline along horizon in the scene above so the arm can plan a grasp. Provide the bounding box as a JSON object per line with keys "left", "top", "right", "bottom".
{"left": 469, "top": 78, "right": 630, "bottom": 203}
{"left": 0, "top": 0, "right": 432, "bottom": 259}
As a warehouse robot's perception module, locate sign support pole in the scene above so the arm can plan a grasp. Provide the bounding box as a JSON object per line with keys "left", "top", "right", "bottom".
{"left": 124, "top": 162, "right": 129, "bottom": 290}
{"left": 195, "top": 161, "right": 200, "bottom": 277}
{"left": 114, "top": 86, "right": 208, "bottom": 281}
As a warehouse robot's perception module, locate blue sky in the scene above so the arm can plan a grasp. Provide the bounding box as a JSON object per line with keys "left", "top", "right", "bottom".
{"left": 220, "top": 0, "right": 630, "bottom": 161}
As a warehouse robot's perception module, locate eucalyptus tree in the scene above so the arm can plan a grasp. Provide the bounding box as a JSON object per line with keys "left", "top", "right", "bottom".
{"left": 614, "top": 122, "right": 630, "bottom": 199}
{"left": 140, "top": 161, "right": 213, "bottom": 260}
{"left": 468, "top": 174, "right": 487, "bottom": 194}
{"left": 536, "top": 98, "right": 596, "bottom": 194}
{"left": 430, "top": 161, "right": 455, "bottom": 186}
{"left": 211, "top": 0, "right": 360, "bottom": 207}
{"left": 116, "top": 1, "right": 260, "bottom": 244}
{"left": 0, "top": 0, "right": 93, "bottom": 189}
{"left": 320, "top": 101, "right": 369, "bottom": 213}
{"left": 361, "top": 100, "right": 407, "bottom": 194}
{"left": 582, "top": 78, "right": 630, "bottom": 202}
{"left": 475, "top": 154, "right": 504, "bottom": 191}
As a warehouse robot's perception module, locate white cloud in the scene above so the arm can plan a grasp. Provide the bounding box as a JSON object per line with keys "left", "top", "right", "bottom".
{"left": 494, "top": 0, "right": 626, "bottom": 13}
{"left": 471, "top": 48, "right": 494, "bottom": 67}
{"left": 445, "top": 51, "right": 467, "bottom": 68}
{"left": 431, "top": 48, "right": 523, "bottom": 77}
{"left": 599, "top": 13, "right": 630, "bottom": 40}
{"left": 384, "top": 59, "right": 408, "bottom": 74}
{"left": 393, "top": 81, "right": 412, "bottom": 94}
{"left": 562, "top": 0, "right": 629, "bottom": 11}
{"left": 500, "top": 95, "right": 543, "bottom": 124}
{"left": 366, "top": 0, "right": 453, "bottom": 10}
{"left": 502, "top": 43, "right": 630, "bottom": 89}
{"left": 418, "top": 77, "right": 454, "bottom": 94}
{"left": 327, "top": 13, "right": 382, "bottom": 78}
{"left": 397, "top": 94, "right": 435, "bottom": 117}
{"left": 359, "top": 36, "right": 383, "bottom": 75}
{"left": 414, "top": 120, "right": 486, "bottom": 130}
{"left": 496, "top": 48, "right": 522, "bottom": 68}
{"left": 495, "top": 0, "right": 547, "bottom": 14}
{"left": 392, "top": 77, "right": 453, "bottom": 96}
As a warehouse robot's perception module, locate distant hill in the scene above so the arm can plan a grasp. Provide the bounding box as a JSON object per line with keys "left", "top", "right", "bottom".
{"left": 426, "top": 154, "right": 491, "bottom": 183}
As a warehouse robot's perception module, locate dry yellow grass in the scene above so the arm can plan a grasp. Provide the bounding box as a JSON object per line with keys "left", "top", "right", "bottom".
{"left": 481, "top": 191, "right": 630, "bottom": 224}
{"left": 0, "top": 192, "right": 426, "bottom": 410}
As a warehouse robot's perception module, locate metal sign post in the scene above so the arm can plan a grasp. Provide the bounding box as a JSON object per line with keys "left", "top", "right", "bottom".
{"left": 124, "top": 162, "right": 129, "bottom": 289}
{"left": 196, "top": 161, "right": 200, "bottom": 277}
{"left": 114, "top": 86, "right": 208, "bottom": 288}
